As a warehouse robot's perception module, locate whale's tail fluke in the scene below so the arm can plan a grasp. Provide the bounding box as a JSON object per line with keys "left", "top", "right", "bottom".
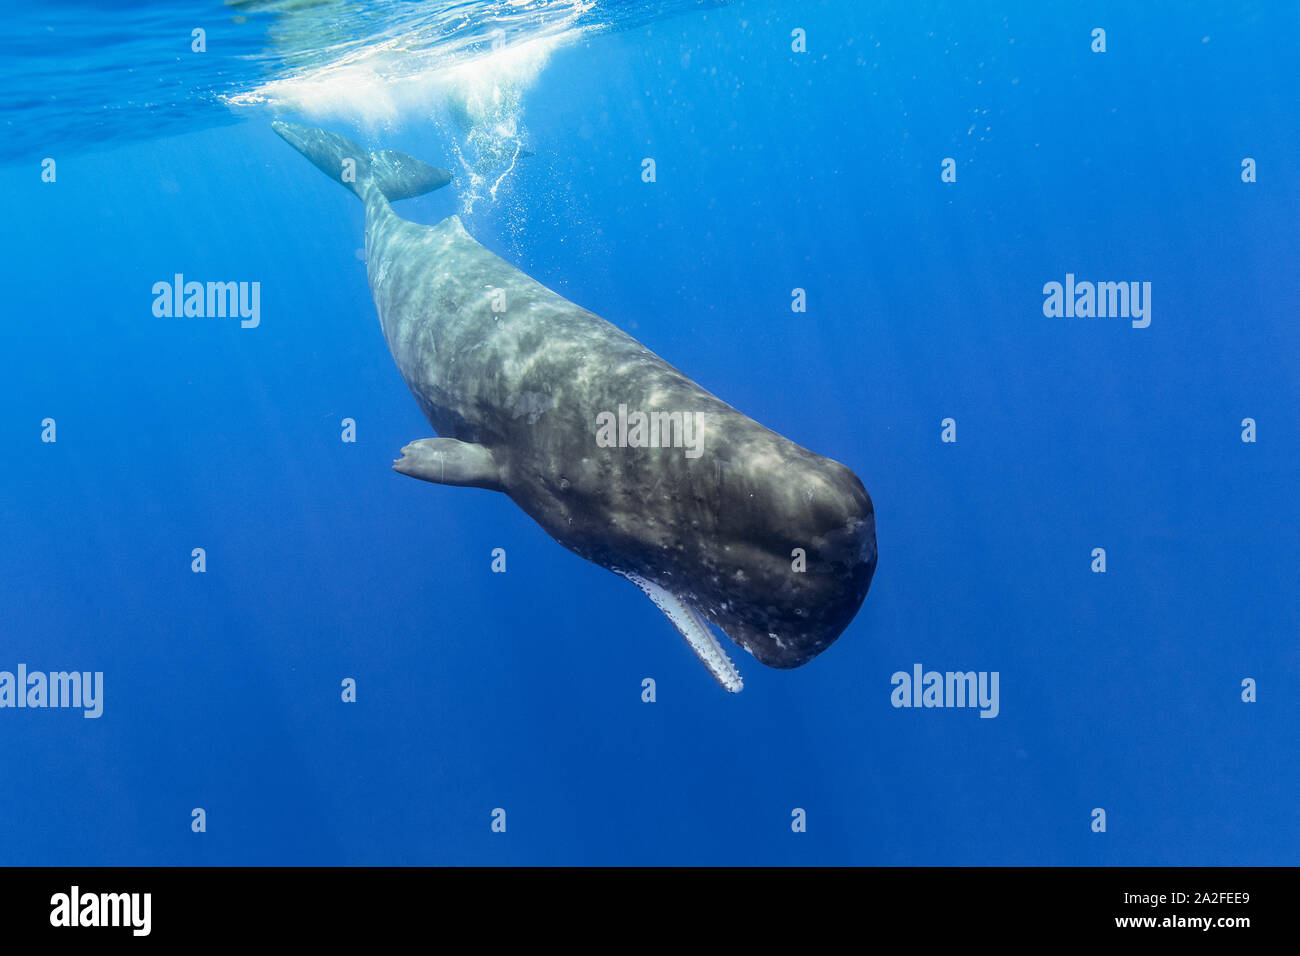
{"left": 271, "top": 121, "right": 452, "bottom": 202}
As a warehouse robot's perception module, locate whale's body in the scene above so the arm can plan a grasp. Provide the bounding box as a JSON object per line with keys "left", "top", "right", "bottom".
{"left": 273, "top": 121, "right": 877, "bottom": 691}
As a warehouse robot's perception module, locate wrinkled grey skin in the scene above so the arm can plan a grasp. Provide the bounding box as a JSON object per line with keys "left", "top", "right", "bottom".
{"left": 274, "top": 121, "right": 876, "bottom": 670}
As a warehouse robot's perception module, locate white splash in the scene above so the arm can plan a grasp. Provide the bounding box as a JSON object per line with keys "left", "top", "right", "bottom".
{"left": 223, "top": 5, "right": 587, "bottom": 209}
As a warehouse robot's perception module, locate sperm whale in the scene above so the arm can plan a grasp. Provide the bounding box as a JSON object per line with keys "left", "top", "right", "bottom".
{"left": 272, "top": 120, "right": 877, "bottom": 691}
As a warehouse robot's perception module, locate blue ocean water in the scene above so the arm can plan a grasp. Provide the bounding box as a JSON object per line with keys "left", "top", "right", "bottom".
{"left": 2, "top": 0, "right": 1297, "bottom": 866}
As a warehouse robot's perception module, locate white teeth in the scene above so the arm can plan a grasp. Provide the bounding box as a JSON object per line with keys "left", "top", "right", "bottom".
{"left": 621, "top": 572, "right": 743, "bottom": 693}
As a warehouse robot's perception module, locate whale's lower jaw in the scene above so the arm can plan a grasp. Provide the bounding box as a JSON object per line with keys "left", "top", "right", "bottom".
{"left": 619, "top": 572, "right": 744, "bottom": 693}
{"left": 602, "top": 507, "right": 877, "bottom": 676}
{"left": 611, "top": 536, "right": 875, "bottom": 684}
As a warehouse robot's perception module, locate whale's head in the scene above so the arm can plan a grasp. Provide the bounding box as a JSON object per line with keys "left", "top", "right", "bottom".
{"left": 510, "top": 404, "right": 877, "bottom": 680}
{"left": 698, "top": 446, "right": 877, "bottom": 669}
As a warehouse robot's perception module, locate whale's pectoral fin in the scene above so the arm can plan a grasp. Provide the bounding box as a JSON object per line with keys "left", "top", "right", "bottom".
{"left": 620, "top": 572, "right": 743, "bottom": 693}
{"left": 393, "top": 438, "right": 504, "bottom": 492}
